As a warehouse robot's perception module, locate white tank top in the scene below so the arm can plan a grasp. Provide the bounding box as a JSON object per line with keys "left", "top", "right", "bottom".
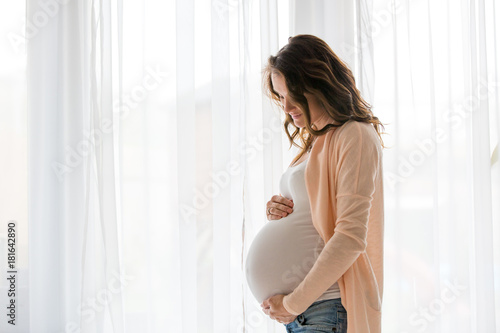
{"left": 245, "top": 157, "right": 340, "bottom": 304}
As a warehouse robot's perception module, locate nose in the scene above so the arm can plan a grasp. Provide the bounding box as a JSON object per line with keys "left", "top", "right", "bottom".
{"left": 282, "top": 98, "right": 296, "bottom": 113}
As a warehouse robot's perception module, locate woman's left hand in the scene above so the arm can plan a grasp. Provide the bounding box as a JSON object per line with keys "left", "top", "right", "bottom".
{"left": 261, "top": 294, "right": 297, "bottom": 324}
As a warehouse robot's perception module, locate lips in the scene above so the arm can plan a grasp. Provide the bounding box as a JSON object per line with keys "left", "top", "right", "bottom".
{"left": 291, "top": 114, "right": 302, "bottom": 119}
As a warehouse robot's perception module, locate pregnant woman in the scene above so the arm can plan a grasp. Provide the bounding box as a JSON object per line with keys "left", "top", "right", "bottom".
{"left": 244, "top": 35, "right": 385, "bottom": 332}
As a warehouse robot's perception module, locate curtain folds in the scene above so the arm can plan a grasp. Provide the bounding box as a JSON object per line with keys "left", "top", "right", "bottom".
{"left": 27, "top": 0, "right": 289, "bottom": 332}
{"left": 371, "top": 0, "right": 500, "bottom": 331}
{"left": 24, "top": 0, "right": 500, "bottom": 332}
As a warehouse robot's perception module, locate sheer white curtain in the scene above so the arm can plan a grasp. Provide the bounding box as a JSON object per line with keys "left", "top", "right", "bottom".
{"left": 28, "top": 0, "right": 124, "bottom": 331}
{"left": 26, "top": 0, "right": 291, "bottom": 332}
{"left": 372, "top": 0, "right": 499, "bottom": 331}
{"left": 21, "top": 0, "right": 500, "bottom": 332}
{"left": 293, "top": 0, "right": 500, "bottom": 332}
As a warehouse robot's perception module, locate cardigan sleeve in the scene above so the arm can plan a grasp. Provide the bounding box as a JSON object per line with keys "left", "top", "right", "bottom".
{"left": 282, "top": 121, "right": 381, "bottom": 315}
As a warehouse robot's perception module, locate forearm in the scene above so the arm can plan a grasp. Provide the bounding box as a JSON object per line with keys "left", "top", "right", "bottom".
{"left": 282, "top": 229, "right": 365, "bottom": 315}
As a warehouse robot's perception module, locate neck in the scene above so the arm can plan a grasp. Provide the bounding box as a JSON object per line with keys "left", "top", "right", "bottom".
{"left": 312, "top": 112, "right": 337, "bottom": 131}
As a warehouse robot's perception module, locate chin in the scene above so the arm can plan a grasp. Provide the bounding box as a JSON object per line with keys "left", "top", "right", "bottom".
{"left": 293, "top": 119, "right": 305, "bottom": 128}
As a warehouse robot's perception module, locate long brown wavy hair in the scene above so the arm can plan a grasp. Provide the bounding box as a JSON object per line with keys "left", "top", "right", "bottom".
{"left": 263, "top": 34, "right": 386, "bottom": 165}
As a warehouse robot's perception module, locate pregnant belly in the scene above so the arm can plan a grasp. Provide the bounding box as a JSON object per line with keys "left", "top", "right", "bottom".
{"left": 245, "top": 215, "right": 324, "bottom": 303}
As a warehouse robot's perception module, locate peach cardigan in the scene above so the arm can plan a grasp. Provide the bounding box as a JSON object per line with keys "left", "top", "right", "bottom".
{"left": 282, "top": 118, "right": 384, "bottom": 333}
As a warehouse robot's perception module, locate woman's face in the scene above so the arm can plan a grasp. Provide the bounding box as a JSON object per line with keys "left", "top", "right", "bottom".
{"left": 271, "top": 72, "right": 326, "bottom": 128}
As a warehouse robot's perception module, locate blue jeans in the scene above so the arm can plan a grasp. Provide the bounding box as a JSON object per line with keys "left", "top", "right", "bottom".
{"left": 283, "top": 298, "right": 347, "bottom": 332}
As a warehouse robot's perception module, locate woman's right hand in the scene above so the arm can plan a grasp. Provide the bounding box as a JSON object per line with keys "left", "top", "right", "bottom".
{"left": 266, "top": 194, "right": 294, "bottom": 220}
